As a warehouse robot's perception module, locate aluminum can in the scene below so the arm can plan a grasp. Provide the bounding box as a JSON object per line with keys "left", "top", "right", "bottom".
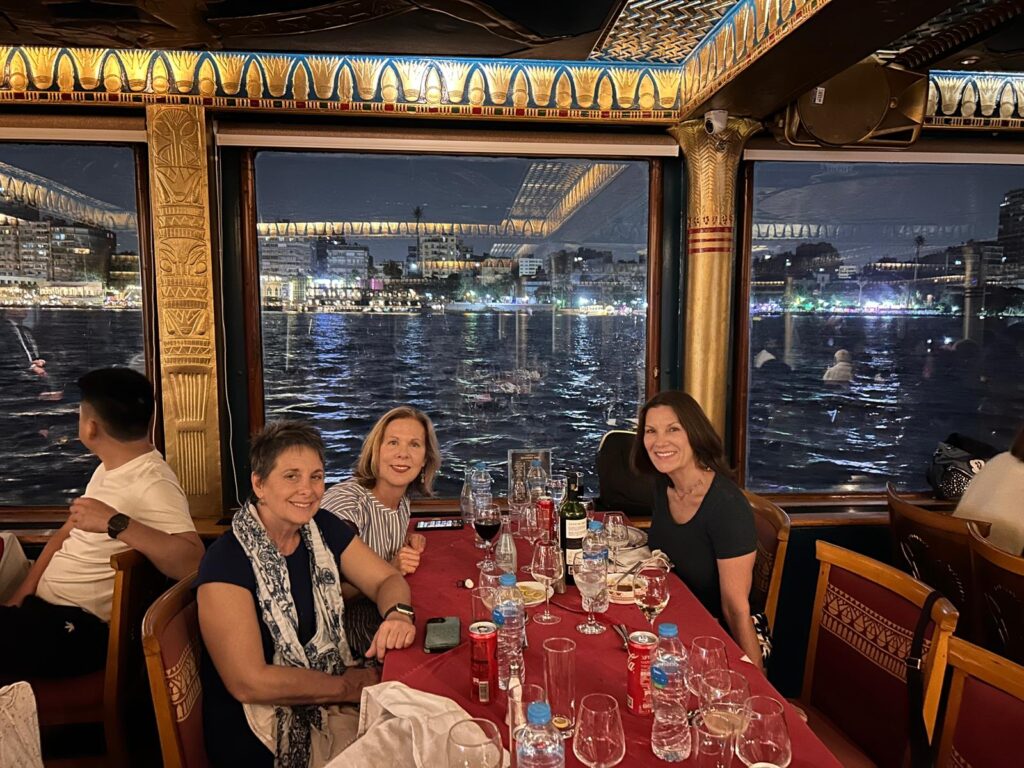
{"left": 469, "top": 620, "right": 498, "bottom": 704}
{"left": 535, "top": 496, "right": 556, "bottom": 541}
{"left": 626, "top": 630, "right": 658, "bottom": 716}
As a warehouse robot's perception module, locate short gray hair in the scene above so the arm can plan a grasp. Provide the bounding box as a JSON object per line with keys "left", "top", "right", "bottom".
{"left": 250, "top": 420, "right": 325, "bottom": 479}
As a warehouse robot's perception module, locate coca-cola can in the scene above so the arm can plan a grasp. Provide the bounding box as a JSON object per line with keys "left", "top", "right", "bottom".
{"left": 626, "top": 630, "right": 658, "bottom": 716}
{"left": 536, "top": 497, "right": 555, "bottom": 541}
{"left": 469, "top": 621, "right": 498, "bottom": 704}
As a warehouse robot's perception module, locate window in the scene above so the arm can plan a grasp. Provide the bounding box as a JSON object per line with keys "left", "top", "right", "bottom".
{"left": 254, "top": 152, "right": 650, "bottom": 495}
{"left": 746, "top": 160, "right": 1024, "bottom": 493}
{"left": 0, "top": 143, "right": 145, "bottom": 506}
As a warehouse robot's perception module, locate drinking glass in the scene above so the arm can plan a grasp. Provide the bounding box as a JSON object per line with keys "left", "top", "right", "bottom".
{"left": 580, "top": 497, "right": 597, "bottom": 523}
{"left": 531, "top": 541, "right": 563, "bottom": 625}
{"left": 692, "top": 711, "right": 736, "bottom": 768}
{"left": 508, "top": 683, "right": 547, "bottom": 750}
{"left": 634, "top": 562, "right": 670, "bottom": 629}
{"left": 573, "top": 693, "right": 626, "bottom": 767}
{"left": 603, "top": 513, "right": 628, "bottom": 569}
{"left": 575, "top": 562, "right": 609, "bottom": 635}
{"left": 518, "top": 503, "right": 542, "bottom": 573}
{"left": 735, "top": 696, "right": 792, "bottom": 768}
{"left": 546, "top": 474, "right": 568, "bottom": 508}
{"left": 474, "top": 503, "right": 501, "bottom": 569}
{"left": 700, "top": 668, "right": 751, "bottom": 715}
{"left": 470, "top": 587, "right": 497, "bottom": 624}
{"left": 478, "top": 561, "right": 503, "bottom": 593}
{"left": 446, "top": 718, "right": 503, "bottom": 768}
{"left": 508, "top": 500, "right": 530, "bottom": 538}
{"left": 687, "top": 636, "right": 729, "bottom": 702}
{"left": 543, "top": 637, "right": 577, "bottom": 739}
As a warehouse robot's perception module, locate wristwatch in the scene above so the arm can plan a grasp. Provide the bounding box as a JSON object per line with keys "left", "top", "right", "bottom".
{"left": 107, "top": 513, "right": 131, "bottom": 540}
{"left": 384, "top": 603, "right": 416, "bottom": 622}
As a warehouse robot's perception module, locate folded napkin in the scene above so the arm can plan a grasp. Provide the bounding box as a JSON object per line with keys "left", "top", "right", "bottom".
{"left": 328, "top": 681, "right": 509, "bottom": 768}
{"left": 612, "top": 547, "right": 673, "bottom": 572}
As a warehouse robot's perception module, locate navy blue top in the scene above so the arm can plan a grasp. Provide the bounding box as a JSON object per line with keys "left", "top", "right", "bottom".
{"left": 195, "top": 510, "right": 355, "bottom": 768}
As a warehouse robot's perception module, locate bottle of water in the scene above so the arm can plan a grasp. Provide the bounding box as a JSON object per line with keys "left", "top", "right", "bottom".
{"left": 495, "top": 516, "right": 517, "bottom": 572}
{"left": 470, "top": 461, "right": 493, "bottom": 511}
{"left": 650, "top": 623, "right": 691, "bottom": 762}
{"left": 526, "top": 459, "right": 547, "bottom": 502}
{"left": 493, "top": 571, "right": 526, "bottom": 691}
{"left": 517, "top": 701, "right": 565, "bottom": 768}
{"left": 459, "top": 466, "right": 474, "bottom": 525}
{"left": 581, "top": 520, "right": 609, "bottom": 570}
{"left": 511, "top": 463, "right": 529, "bottom": 506}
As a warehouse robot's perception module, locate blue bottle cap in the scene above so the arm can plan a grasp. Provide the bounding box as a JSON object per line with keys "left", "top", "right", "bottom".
{"left": 499, "top": 572, "right": 517, "bottom": 587}
{"left": 588, "top": 520, "right": 603, "bottom": 531}
{"left": 657, "top": 623, "right": 678, "bottom": 638}
{"left": 527, "top": 701, "right": 552, "bottom": 726}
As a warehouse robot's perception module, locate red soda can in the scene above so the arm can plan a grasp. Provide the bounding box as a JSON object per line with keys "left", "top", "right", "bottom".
{"left": 469, "top": 620, "right": 498, "bottom": 704}
{"left": 626, "top": 630, "right": 658, "bottom": 716}
{"left": 536, "top": 497, "right": 555, "bottom": 541}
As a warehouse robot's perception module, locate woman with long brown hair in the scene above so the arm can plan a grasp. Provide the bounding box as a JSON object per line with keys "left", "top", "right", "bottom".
{"left": 632, "top": 390, "right": 762, "bottom": 668}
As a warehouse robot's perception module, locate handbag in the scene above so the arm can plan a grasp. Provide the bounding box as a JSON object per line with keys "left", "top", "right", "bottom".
{"left": 751, "top": 612, "right": 773, "bottom": 664}
{"left": 925, "top": 433, "right": 997, "bottom": 500}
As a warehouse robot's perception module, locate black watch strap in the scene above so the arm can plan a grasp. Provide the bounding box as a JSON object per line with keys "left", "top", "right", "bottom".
{"left": 107, "top": 513, "right": 131, "bottom": 539}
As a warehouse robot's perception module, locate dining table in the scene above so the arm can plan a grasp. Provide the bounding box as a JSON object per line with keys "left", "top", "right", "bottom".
{"left": 382, "top": 522, "right": 842, "bottom": 767}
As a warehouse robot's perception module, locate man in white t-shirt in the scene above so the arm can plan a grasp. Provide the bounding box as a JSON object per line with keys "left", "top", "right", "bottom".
{"left": 1, "top": 368, "right": 203, "bottom": 679}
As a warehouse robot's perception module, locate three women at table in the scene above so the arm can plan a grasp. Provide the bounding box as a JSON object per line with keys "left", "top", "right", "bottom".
{"left": 321, "top": 405, "right": 441, "bottom": 656}
{"left": 633, "top": 390, "right": 763, "bottom": 669}
{"left": 196, "top": 420, "right": 417, "bottom": 768}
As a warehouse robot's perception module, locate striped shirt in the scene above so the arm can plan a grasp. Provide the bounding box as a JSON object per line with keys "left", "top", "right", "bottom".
{"left": 320, "top": 479, "right": 410, "bottom": 563}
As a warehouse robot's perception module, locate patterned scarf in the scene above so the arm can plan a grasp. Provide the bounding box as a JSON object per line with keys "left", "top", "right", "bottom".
{"left": 233, "top": 501, "right": 356, "bottom": 767}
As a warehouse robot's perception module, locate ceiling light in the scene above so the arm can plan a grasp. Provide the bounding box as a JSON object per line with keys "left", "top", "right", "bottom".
{"left": 959, "top": 55, "right": 981, "bottom": 66}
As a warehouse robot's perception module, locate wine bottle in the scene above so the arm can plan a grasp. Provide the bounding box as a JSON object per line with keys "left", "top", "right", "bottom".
{"left": 558, "top": 471, "right": 587, "bottom": 586}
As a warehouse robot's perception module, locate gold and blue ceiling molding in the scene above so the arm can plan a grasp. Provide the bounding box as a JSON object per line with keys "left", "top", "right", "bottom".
{"left": 926, "top": 71, "right": 1024, "bottom": 129}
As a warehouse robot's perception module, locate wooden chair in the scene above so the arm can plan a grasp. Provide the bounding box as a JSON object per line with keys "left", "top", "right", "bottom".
{"left": 935, "top": 637, "right": 1024, "bottom": 767}
{"left": 886, "top": 482, "right": 990, "bottom": 633}
{"left": 799, "top": 541, "right": 958, "bottom": 768}
{"left": 967, "top": 523, "right": 1024, "bottom": 665}
{"left": 142, "top": 573, "right": 208, "bottom": 768}
{"left": 742, "top": 490, "right": 790, "bottom": 633}
{"left": 31, "top": 549, "right": 168, "bottom": 767}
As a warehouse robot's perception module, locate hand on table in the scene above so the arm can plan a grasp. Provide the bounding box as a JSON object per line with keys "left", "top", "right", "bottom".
{"left": 365, "top": 616, "right": 416, "bottom": 660}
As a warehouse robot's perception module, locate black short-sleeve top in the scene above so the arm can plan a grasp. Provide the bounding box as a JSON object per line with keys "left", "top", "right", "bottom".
{"left": 194, "top": 510, "right": 355, "bottom": 768}
{"left": 648, "top": 473, "right": 756, "bottom": 619}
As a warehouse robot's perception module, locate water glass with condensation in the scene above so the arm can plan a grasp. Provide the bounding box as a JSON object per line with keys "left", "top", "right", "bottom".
{"left": 542, "top": 637, "right": 577, "bottom": 739}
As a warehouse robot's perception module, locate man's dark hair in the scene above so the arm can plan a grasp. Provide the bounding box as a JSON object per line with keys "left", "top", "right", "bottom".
{"left": 77, "top": 368, "right": 154, "bottom": 442}
{"left": 1012, "top": 426, "right": 1024, "bottom": 462}
{"left": 250, "top": 420, "right": 325, "bottom": 479}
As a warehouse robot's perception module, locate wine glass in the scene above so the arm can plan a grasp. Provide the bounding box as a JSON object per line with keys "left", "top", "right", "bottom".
{"left": 546, "top": 474, "right": 568, "bottom": 508}
{"left": 474, "top": 503, "right": 501, "bottom": 570}
{"left": 735, "top": 696, "right": 792, "bottom": 768}
{"left": 531, "top": 541, "right": 563, "bottom": 625}
{"left": 687, "top": 636, "right": 729, "bottom": 707}
{"left": 518, "top": 502, "right": 542, "bottom": 573}
{"left": 634, "top": 562, "right": 670, "bottom": 629}
{"left": 573, "top": 694, "right": 626, "bottom": 768}
{"left": 700, "top": 669, "right": 750, "bottom": 738}
{"left": 603, "top": 513, "right": 628, "bottom": 569}
{"left": 574, "top": 561, "right": 609, "bottom": 635}
{"left": 446, "top": 718, "right": 503, "bottom": 768}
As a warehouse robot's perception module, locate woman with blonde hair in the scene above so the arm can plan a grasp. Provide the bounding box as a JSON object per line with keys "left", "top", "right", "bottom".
{"left": 322, "top": 405, "right": 441, "bottom": 655}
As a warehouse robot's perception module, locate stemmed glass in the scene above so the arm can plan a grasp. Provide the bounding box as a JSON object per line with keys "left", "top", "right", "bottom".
{"left": 530, "top": 541, "right": 563, "bottom": 625}
{"left": 474, "top": 503, "right": 501, "bottom": 570}
{"left": 446, "top": 718, "right": 503, "bottom": 768}
{"left": 546, "top": 474, "right": 568, "bottom": 508}
{"left": 603, "top": 513, "right": 628, "bottom": 570}
{"left": 700, "top": 669, "right": 750, "bottom": 737}
{"left": 518, "top": 502, "right": 542, "bottom": 573}
{"left": 634, "top": 562, "right": 670, "bottom": 629}
{"left": 574, "top": 560, "right": 609, "bottom": 635}
{"left": 687, "top": 636, "right": 729, "bottom": 708}
{"left": 735, "top": 696, "right": 792, "bottom": 768}
{"left": 573, "top": 694, "right": 626, "bottom": 768}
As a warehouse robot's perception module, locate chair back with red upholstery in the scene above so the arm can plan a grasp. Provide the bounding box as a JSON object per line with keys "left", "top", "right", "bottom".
{"left": 935, "top": 637, "right": 1024, "bottom": 767}
{"left": 742, "top": 490, "right": 790, "bottom": 632}
{"left": 967, "top": 523, "right": 1024, "bottom": 665}
{"left": 801, "top": 541, "right": 958, "bottom": 768}
{"left": 142, "top": 572, "right": 208, "bottom": 768}
{"left": 886, "top": 482, "right": 990, "bottom": 632}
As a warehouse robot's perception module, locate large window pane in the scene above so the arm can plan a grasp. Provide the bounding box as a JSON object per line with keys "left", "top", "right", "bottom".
{"left": 747, "top": 161, "right": 1024, "bottom": 493}
{"left": 0, "top": 144, "right": 144, "bottom": 505}
{"left": 255, "top": 152, "right": 649, "bottom": 495}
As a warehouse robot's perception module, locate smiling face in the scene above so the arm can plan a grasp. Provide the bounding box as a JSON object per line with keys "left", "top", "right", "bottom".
{"left": 374, "top": 417, "right": 427, "bottom": 494}
{"left": 252, "top": 446, "right": 325, "bottom": 528}
{"left": 643, "top": 405, "right": 697, "bottom": 477}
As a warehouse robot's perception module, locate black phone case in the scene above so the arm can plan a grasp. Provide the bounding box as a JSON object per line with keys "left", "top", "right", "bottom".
{"left": 423, "top": 616, "right": 461, "bottom": 653}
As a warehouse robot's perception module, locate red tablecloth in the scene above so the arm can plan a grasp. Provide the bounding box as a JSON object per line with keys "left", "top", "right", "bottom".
{"left": 382, "top": 526, "right": 841, "bottom": 767}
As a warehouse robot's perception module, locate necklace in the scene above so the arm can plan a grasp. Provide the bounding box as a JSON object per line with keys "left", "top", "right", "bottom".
{"left": 670, "top": 470, "right": 709, "bottom": 500}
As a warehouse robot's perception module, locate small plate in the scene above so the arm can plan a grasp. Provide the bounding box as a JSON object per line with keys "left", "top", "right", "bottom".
{"left": 607, "top": 573, "right": 635, "bottom": 604}
{"left": 516, "top": 581, "right": 553, "bottom": 606}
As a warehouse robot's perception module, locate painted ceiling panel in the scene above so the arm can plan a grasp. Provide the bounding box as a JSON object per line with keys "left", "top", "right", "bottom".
{"left": 590, "top": 0, "right": 739, "bottom": 63}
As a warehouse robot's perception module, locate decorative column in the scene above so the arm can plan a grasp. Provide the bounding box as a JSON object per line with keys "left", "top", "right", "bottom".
{"left": 668, "top": 117, "right": 760, "bottom": 436}
{"left": 146, "top": 105, "right": 222, "bottom": 517}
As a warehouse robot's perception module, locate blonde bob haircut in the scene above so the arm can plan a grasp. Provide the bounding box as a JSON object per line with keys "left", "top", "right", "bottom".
{"left": 353, "top": 406, "right": 441, "bottom": 496}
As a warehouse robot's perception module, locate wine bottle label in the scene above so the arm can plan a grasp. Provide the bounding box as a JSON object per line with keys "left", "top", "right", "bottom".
{"left": 565, "top": 518, "right": 588, "bottom": 541}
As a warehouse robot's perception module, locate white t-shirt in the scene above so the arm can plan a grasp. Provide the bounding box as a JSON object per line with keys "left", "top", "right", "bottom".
{"left": 954, "top": 452, "right": 1024, "bottom": 556}
{"left": 36, "top": 450, "right": 195, "bottom": 621}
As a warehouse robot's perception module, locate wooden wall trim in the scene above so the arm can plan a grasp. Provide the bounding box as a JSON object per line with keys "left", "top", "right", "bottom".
{"left": 646, "top": 158, "right": 664, "bottom": 398}
{"left": 239, "top": 148, "right": 264, "bottom": 435}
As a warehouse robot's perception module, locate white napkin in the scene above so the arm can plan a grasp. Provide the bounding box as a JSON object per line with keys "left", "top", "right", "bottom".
{"left": 0, "top": 682, "right": 43, "bottom": 768}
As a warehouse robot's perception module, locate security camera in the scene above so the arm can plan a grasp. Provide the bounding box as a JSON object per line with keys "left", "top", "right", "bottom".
{"left": 704, "top": 110, "right": 728, "bottom": 135}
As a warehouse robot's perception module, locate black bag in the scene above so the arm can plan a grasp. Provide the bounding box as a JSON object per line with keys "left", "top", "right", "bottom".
{"left": 925, "top": 433, "right": 998, "bottom": 500}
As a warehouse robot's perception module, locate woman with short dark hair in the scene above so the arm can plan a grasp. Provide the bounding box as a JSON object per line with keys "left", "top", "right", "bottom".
{"left": 954, "top": 425, "right": 1024, "bottom": 555}
{"left": 632, "top": 391, "right": 762, "bottom": 669}
{"left": 196, "top": 420, "right": 417, "bottom": 767}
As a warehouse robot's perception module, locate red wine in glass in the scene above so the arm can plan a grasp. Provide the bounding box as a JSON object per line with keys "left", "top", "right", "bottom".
{"left": 474, "top": 520, "right": 501, "bottom": 543}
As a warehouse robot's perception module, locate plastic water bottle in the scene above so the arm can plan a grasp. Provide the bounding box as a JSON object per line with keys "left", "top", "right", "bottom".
{"left": 650, "top": 623, "right": 691, "bottom": 762}
{"left": 526, "top": 459, "right": 547, "bottom": 502}
{"left": 516, "top": 702, "right": 565, "bottom": 768}
{"left": 493, "top": 572, "right": 526, "bottom": 691}
{"left": 470, "top": 461, "right": 493, "bottom": 511}
{"left": 459, "top": 466, "right": 474, "bottom": 525}
{"left": 495, "top": 516, "right": 518, "bottom": 572}
{"left": 581, "top": 520, "right": 609, "bottom": 570}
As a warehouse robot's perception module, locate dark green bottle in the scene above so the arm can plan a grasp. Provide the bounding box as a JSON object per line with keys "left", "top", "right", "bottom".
{"left": 558, "top": 472, "right": 587, "bottom": 586}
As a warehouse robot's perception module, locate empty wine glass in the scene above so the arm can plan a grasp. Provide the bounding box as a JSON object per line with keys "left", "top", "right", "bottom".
{"left": 531, "top": 541, "right": 563, "bottom": 625}
{"left": 700, "top": 668, "right": 751, "bottom": 713}
{"left": 573, "top": 693, "right": 626, "bottom": 768}
{"left": 687, "top": 636, "right": 729, "bottom": 706}
{"left": 634, "top": 562, "right": 670, "bottom": 629}
{"left": 603, "top": 513, "right": 628, "bottom": 569}
{"left": 735, "top": 696, "right": 792, "bottom": 768}
{"left": 446, "top": 718, "right": 503, "bottom": 768}
{"left": 474, "top": 503, "right": 501, "bottom": 569}
{"left": 575, "top": 561, "right": 609, "bottom": 635}
{"left": 519, "top": 503, "right": 542, "bottom": 573}
{"left": 546, "top": 474, "right": 568, "bottom": 508}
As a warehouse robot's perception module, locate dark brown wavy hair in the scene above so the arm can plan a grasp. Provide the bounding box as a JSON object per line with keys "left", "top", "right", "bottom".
{"left": 630, "top": 390, "right": 732, "bottom": 479}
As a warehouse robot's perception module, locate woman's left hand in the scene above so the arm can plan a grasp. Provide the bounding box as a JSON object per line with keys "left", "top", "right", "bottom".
{"left": 365, "top": 616, "right": 416, "bottom": 660}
